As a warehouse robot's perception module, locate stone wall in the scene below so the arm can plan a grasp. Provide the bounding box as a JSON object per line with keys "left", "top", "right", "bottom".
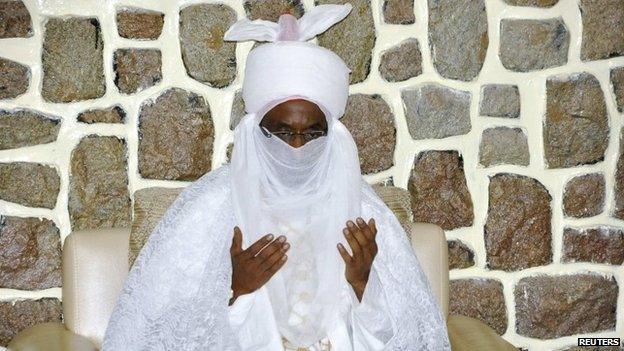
{"left": 0, "top": 0, "right": 622, "bottom": 349}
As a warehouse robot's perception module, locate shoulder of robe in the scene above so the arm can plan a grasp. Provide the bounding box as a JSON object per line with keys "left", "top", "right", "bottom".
{"left": 174, "top": 164, "right": 233, "bottom": 211}
{"left": 359, "top": 180, "right": 384, "bottom": 209}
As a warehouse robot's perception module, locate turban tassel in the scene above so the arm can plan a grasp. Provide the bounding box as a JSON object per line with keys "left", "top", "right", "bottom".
{"left": 223, "top": 4, "right": 352, "bottom": 43}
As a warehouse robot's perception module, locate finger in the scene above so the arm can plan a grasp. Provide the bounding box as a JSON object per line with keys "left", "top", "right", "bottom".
{"left": 254, "top": 235, "right": 287, "bottom": 262}
{"left": 356, "top": 217, "right": 374, "bottom": 241}
{"left": 369, "top": 218, "right": 377, "bottom": 236}
{"left": 242, "top": 233, "right": 274, "bottom": 259}
{"left": 347, "top": 220, "right": 368, "bottom": 248}
{"left": 260, "top": 240, "right": 290, "bottom": 272}
{"left": 343, "top": 227, "right": 362, "bottom": 258}
{"left": 369, "top": 218, "right": 379, "bottom": 257}
{"left": 265, "top": 253, "right": 288, "bottom": 277}
{"left": 352, "top": 219, "right": 375, "bottom": 262}
{"left": 337, "top": 242, "right": 353, "bottom": 264}
{"left": 348, "top": 220, "right": 372, "bottom": 262}
{"left": 356, "top": 217, "right": 378, "bottom": 258}
{"left": 369, "top": 240, "right": 379, "bottom": 257}
{"left": 231, "top": 226, "right": 243, "bottom": 255}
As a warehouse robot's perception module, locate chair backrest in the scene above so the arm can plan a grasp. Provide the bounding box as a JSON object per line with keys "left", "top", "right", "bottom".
{"left": 62, "top": 227, "right": 130, "bottom": 350}
{"left": 61, "top": 223, "right": 448, "bottom": 348}
{"left": 409, "top": 222, "right": 450, "bottom": 320}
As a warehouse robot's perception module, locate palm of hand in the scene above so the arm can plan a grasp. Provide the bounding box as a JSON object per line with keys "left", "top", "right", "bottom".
{"left": 230, "top": 226, "right": 290, "bottom": 302}
{"left": 337, "top": 217, "right": 378, "bottom": 296}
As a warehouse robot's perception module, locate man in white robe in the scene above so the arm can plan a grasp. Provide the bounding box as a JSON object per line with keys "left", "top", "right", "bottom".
{"left": 226, "top": 97, "right": 397, "bottom": 350}
{"left": 102, "top": 3, "right": 451, "bottom": 350}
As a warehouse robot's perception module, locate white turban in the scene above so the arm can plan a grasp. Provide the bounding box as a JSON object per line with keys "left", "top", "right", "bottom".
{"left": 224, "top": 4, "right": 363, "bottom": 346}
{"left": 226, "top": 4, "right": 352, "bottom": 120}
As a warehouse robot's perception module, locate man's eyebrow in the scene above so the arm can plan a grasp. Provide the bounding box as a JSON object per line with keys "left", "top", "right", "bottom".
{"left": 307, "top": 122, "right": 325, "bottom": 130}
{"left": 275, "top": 122, "right": 291, "bottom": 130}
{"left": 274, "top": 121, "right": 326, "bottom": 130}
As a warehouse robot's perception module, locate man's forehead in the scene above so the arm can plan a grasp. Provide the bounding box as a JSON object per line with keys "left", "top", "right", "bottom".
{"left": 263, "top": 99, "right": 326, "bottom": 123}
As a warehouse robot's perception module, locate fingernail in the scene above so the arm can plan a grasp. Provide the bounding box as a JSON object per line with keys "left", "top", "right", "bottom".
{"left": 278, "top": 236, "right": 286, "bottom": 242}
{"left": 283, "top": 243, "right": 290, "bottom": 250}
{"left": 357, "top": 217, "right": 364, "bottom": 224}
{"left": 347, "top": 221, "right": 354, "bottom": 227}
{"left": 267, "top": 234, "right": 274, "bottom": 240}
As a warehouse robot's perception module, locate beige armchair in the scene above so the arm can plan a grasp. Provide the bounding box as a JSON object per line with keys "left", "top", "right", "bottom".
{"left": 7, "top": 187, "right": 518, "bottom": 351}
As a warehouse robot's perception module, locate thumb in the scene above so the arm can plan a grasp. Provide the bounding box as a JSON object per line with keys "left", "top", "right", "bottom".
{"left": 231, "top": 226, "right": 243, "bottom": 255}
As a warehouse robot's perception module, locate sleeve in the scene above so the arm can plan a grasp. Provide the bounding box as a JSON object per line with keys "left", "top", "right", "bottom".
{"left": 227, "top": 291, "right": 257, "bottom": 332}
{"left": 226, "top": 288, "right": 285, "bottom": 350}
{"left": 348, "top": 264, "right": 396, "bottom": 350}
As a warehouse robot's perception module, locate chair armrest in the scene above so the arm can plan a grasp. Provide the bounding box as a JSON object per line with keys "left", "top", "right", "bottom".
{"left": 7, "top": 322, "right": 98, "bottom": 351}
{"left": 447, "top": 315, "right": 518, "bottom": 351}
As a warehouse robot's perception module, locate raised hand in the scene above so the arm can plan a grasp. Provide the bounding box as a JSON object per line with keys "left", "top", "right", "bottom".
{"left": 229, "top": 226, "right": 290, "bottom": 306}
{"left": 336, "top": 217, "right": 378, "bottom": 302}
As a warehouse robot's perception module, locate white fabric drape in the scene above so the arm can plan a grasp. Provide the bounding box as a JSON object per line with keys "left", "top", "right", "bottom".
{"left": 227, "top": 256, "right": 395, "bottom": 350}
{"left": 230, "top": 103, "right": 363, "bottom": 347}
{"left": 226, "top": 7, "right": 366, "bottom": 345}
{"left": 101, "top": 163, "right": 451, "bottom": 350}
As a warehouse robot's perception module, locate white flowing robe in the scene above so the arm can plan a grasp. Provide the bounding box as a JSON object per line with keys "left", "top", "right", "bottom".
{"left": 228, "top": 255, "right": 395, "bottom": 350}
{"left": 102, "top": 164, "right": 451, "bottom": 350}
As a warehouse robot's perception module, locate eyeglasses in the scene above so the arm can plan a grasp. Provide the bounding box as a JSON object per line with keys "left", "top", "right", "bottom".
{"left": 260, "top": 125, "right": 327, "bottom": 142}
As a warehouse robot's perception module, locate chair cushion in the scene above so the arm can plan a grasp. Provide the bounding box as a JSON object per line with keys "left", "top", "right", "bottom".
{"left": 447, "top": 315, "right": 518, "bottom": 350}
{"left": 129, "top": 184, "right": 414, "bottom": 268}
{"left": 7, "top": 322, "right": 98, "bottom": 351}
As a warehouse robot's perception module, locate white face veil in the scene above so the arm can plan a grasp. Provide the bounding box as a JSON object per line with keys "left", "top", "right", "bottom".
{"left": 225, "top": 4, "right": 362, "bottom": 347}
